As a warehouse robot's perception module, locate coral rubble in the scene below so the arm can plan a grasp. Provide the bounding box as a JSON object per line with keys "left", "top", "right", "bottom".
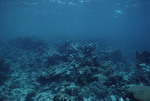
{"left": 0, "top": 37, "right": 150, "bottom": 101}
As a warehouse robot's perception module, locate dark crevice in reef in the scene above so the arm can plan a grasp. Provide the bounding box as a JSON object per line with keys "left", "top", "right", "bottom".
{"left": 0, "top": 37, "right": 150, "bottom": 101}
{"left": 0, "top": 58, "right": 11, "bottom": 85}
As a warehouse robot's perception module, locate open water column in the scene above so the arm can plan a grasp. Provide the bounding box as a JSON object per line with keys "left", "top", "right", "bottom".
{"left": 0, "top": 0, "right": 150, "bottom": 101}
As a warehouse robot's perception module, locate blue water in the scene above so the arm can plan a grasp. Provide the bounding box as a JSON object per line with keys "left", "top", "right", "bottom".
{"left": 1, "top": 1, "right": 150, "bottom": 100}
{"left": 0, "top": 0, "right": 150, "bottom": 49}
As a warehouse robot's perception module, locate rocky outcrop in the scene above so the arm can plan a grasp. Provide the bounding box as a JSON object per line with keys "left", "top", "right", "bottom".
{"left": 127, "top": 85, "right": 150, "bottom": 101}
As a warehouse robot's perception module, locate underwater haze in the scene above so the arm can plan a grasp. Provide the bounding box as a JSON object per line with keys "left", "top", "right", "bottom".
{"left": 0, "top": 0, "right": 150, "bottom": 50}
{"left": 1, "top": 0, "right": 150, "bottom": 101}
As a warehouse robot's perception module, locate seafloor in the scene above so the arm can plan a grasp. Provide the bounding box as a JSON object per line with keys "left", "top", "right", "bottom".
{"left": 0, "top": 36, "right": 150, "bottom": 101}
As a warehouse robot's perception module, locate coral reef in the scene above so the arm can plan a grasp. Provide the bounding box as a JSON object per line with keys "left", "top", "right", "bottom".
{"left": 0, "top": 37, "right": 150, "bottom": 101}
{"left": 136, "top": 51, "right": 150, "bottom": 67}
{"left": 0, "top": 59, "right": 11, "bottom": 85}
{"left": 134, "top": 51, "right": 150, "bottom": 85}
